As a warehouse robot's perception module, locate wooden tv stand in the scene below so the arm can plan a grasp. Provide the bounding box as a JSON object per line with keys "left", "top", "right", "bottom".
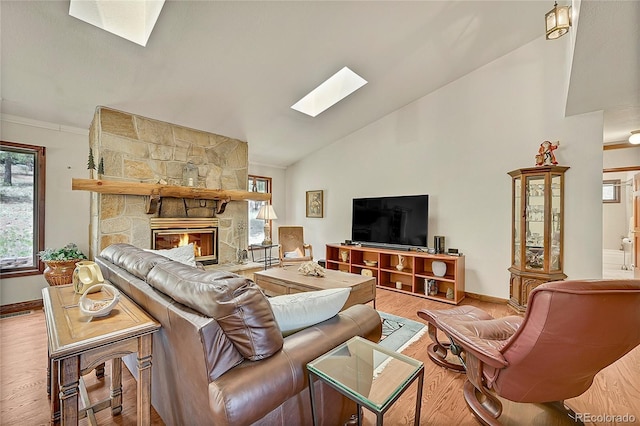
{"left": 326, "top": 244, "right": 465, "bottom": 305}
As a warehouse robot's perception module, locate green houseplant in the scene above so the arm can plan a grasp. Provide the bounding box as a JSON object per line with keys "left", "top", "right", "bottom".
{"left": 38, "top": 243, "right": 87, "bottom": 286}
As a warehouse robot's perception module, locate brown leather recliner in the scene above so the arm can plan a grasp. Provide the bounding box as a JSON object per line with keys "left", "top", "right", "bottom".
{"left": 417, "top": 279, "right": 640, "bottom": 425}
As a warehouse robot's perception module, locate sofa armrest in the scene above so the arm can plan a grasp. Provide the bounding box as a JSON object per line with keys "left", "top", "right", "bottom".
{"left": 208, "top": 304, "right": 381, "bottom": 425}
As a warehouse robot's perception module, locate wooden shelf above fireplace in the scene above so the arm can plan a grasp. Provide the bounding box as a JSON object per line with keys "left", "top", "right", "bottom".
{"left": 71, "top": 178, "right": 271, "bottom": 214}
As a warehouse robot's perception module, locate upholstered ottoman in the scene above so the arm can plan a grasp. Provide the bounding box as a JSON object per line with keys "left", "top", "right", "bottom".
{"left": 417, "top": 306, "right": 494, "bottom": 371}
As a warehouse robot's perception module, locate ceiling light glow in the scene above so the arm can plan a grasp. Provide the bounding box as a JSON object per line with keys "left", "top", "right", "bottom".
{"left": 291, "top": 67, "right": 367, "bottom": 117}
{"left": 629, "top": 130, "right": 640, "bottom": 145}
{"left": 69, "top": 0, "right": 165, "bottom": 47}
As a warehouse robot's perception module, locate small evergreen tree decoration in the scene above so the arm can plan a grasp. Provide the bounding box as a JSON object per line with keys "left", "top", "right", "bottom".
{"left": 87, "top": 147, "right": 96, "bottom": 178}
{"left": 98, "top": 157, "right": 105, "bottom": 177}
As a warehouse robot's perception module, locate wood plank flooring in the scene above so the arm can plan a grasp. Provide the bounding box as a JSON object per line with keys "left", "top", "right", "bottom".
{"left": 1, "top": 288, "right": 638, "bottom": 425}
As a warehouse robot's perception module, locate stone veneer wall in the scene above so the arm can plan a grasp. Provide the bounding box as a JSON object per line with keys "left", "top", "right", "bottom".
{"left": 88, "top": 106, "right": 248, "bottom": 264}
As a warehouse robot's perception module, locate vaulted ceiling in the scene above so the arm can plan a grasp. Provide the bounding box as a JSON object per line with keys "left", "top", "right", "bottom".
{"left": 2, "top": 1, "right": 638, "bottom": 167}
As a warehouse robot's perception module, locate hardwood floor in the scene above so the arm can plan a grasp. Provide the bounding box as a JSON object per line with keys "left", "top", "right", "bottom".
{"left": 1, "top": 288, "right": 638, "bottom": 425}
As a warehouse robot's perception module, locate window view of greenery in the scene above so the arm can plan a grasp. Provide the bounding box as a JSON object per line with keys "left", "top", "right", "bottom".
{"left": 0, "top": 143, "right": 42, "bottom": 273}
{"left": 248, "top": 176, "right": 271, "bottom": 246}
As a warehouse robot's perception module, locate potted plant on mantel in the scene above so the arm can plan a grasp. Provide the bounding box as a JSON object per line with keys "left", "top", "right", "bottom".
{"left": 38, "top": 243, "right": 87, "bottom": 286}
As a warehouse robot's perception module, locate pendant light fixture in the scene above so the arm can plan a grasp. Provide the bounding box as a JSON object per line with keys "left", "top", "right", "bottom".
{"left": 545, "top": 2, "right": 572, "bottom": 40}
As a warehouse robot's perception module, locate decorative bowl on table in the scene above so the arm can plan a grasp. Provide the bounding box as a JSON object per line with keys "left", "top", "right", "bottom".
{"left": 363, "top": 260, "right": 378, "bottom": 267}
{"left": 432, "top": 261, "right": 447, "bottom": 277}
{"left": 79, "top": 283, "right": 121, "bottom": 318}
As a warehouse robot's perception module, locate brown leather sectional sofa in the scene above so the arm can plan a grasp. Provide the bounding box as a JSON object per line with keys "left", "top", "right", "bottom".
{"left": 96, "top": 244, "right": 382, "bottom": 425}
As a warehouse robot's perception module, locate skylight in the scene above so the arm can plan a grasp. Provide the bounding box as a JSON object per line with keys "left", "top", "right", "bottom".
{"left": 69, "top": 0, "right": 165, "bottom": 47}
{"left": 291, "top": 67, "right": 367, "bottom": 117}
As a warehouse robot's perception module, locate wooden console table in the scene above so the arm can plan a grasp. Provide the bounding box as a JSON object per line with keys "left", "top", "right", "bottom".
{"left": 43, "top": 283, "right": 160, "bottom": 425}
{"left": 326, "top": 244, "right": 465, "bottom": 305}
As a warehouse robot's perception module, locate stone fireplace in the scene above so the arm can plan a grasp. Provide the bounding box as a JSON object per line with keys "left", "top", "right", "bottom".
{"left": 87, "top": 107, "right": 248, "bottom": 264}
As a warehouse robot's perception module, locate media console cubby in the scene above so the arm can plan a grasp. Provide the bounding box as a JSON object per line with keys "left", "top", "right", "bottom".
{"left": 326, "top": 244, "right": 465, "bottom": 305}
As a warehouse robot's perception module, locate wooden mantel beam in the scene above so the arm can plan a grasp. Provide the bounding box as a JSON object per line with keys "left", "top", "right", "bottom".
{"left": 71, "top": 178, "right": 271, "bottom": 202}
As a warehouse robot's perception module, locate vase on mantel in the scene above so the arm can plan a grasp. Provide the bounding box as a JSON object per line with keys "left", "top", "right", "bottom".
{"left": 43, "top": 259, "right": 83, "bottom": 286}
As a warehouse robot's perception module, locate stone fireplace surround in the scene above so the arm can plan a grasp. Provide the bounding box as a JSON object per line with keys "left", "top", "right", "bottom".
{"left": 88, "top": 106, "right": 248, "bottom": 264}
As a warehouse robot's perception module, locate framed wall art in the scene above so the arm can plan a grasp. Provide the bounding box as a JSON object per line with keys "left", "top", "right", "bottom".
{"left": 306, "top": 190, "right": 324, "bottom": 218}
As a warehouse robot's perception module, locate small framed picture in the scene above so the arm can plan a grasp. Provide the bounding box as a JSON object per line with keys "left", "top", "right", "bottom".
{"left": 306, "top": 190, "right": 324, "bottom": 218}
{"left": 602, "top": 179, "right": 620, "bottom": 203}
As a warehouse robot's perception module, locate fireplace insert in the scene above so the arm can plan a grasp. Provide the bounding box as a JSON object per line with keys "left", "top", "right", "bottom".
{"left": 150, "top": 218, "right": 218, "bottom": 265}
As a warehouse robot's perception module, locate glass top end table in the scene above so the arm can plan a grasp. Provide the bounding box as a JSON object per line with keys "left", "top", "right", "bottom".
{"left": 249, "top": 243, "right": 279, "bottom": 269}
{"left": 307, "top": 336, "right": 424, "bottom": 426}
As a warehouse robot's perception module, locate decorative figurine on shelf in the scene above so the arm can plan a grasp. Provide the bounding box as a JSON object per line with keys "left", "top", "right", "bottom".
{"left": 97, "top": 157, "right": 105, "bottom": 179}
{"left": 535, "top": 140, "right": 560, "bottom": 166}
{"left": 396, "top": 254, "right": 406, "bottom": 271}
{"left": 182, "top": 161, "right": 198, "bottom": 187}
{"left": 236, "top": 221, "right": 248, "bottom": 264}
{"left": 87, "top": 147, "right": 96, "bottom": 179}
{"left": 426, "top": 279, "right": 438, "bottom": 296}
{"left": 446, "top": 288, "right": 455, "bottom": 300}
{"left": 237, "top": 248, "right": 248, "bottom": 264}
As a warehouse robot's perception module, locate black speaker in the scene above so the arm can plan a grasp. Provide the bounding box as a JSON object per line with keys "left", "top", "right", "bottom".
{"left": 434, "top": 236, "right": 445, "bottom": 254}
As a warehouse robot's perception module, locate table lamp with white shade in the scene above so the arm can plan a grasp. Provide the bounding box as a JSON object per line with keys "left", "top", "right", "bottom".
{"left": 256, "top": 204, "right": 278, "bottom": 245}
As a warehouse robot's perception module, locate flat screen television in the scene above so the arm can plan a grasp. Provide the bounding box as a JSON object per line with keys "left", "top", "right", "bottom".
{"left": 352, "top": 195, "right": 429, "bottom": 249}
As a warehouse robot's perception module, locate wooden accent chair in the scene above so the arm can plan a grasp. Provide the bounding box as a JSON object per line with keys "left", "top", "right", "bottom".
{"left": 278, "top": 226, "right": 313, "bottom": 266}
{"left": 417, "top": 279, "right": 640, "bottom": 425}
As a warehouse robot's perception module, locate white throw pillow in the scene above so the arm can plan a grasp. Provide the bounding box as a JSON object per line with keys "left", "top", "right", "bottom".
{"left": 283, "top": 250, "right": 302, "bottom": 259}
{"left": 144, "top": 244, "right": 196, "bottom": 267}
{"left": 268, "top": 288, "right": 351, "bottom": 336}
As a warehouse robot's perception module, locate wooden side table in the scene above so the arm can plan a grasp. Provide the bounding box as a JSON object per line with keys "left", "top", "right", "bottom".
{"left": 43, "top": 283, "right": 160, "bottom": 426}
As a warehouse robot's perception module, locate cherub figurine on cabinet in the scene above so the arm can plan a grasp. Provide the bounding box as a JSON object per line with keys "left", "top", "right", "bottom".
{"left": 535, "top": 140, "right": 560, "bottom": 166}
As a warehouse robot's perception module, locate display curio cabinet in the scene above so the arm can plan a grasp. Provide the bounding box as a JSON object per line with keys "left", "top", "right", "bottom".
{"left": 508, "top": 165, "right": 569, "bottom": 313}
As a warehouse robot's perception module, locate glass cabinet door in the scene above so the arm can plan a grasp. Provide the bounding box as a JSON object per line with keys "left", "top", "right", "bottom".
{"left": 550, "top": 174, "right": 562, "bottom": 271}
{"left": 525, "top": 174, "right": 546, "bottom": 271}
{"left": 513, "top": 177, "right": 521, "bottom": 267}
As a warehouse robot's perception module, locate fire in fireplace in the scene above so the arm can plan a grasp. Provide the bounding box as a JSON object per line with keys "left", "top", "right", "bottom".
{"left": 150, "top": 218, "right": 219, "bottom": 265}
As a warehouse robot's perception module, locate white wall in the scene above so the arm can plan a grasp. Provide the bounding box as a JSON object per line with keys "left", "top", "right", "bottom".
{"left": 284, "top": 36, "right": 604, "bottom": 299}
{"left": 0, "top": 116, "right": 90, "bottom": 305}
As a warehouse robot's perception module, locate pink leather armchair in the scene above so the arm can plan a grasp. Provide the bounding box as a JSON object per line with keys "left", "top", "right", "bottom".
{"left": 418, "top": 279, "right": 640, "bottom": 425}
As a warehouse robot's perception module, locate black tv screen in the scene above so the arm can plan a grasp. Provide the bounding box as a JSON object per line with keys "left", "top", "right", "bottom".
{"left": 352, "top": 195, "right": 429, "bottom": 248}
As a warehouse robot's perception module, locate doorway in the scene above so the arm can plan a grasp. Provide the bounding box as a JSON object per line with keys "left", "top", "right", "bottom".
{"left": 602, "top": 169, "right": 637, "bottom": 279}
